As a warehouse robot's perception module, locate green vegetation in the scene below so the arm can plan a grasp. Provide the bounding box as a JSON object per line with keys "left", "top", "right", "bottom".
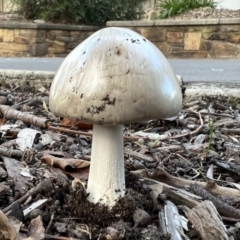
{"left": 14, "top": 0, "right": 145, "bottom": 25}
{"left": 206, "top": 118, "right": 214, "bottom": 154}
{"left": 157, "top": 0, "right": 216, "bottom": 18}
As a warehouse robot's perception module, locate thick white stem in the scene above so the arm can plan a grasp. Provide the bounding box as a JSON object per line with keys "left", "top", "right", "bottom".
{"left": 87, "top": 124, "right": 125, "bottom": 207}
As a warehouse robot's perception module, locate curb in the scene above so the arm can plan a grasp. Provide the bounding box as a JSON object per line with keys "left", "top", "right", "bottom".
{"left": 0, "top": 70, "right": 54, "bottom": 91}
{"left": 1, "top": 70, "right": 239, "bottom": 100}
{"left": 184, "top": 82, "right": 240, "bottom": 100}
{"left": 106, "top": 18, "right": 240, "bottom": 27}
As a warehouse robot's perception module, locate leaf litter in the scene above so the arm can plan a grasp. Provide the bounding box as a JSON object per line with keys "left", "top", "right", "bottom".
{"left": 0, "top": 88, "right": 240, "bottom": 239}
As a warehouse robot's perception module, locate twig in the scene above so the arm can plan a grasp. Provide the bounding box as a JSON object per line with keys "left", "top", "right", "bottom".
{"left": 175, "top": 153, "right": 194, "bottom": 166}
{"left": 1, "top": 105, "right": 203, "bottom": 141}
{"left": 0, "top": 104, "right": 49, "bottom": 128}
{"left": 221, "top": 216, "right": 240, "bottom": 222}
{"left": 191, "top": 168, "right": 200, "bottom": 179}
{"left": 221, "top": 128, "right": 240, "bottom": 135}
{"left": 45, "top": 234, "right": 79, "bottom": 240}
{"left": 20, "top": 228, "right": 79, "bottom": 240}
{"left": 166, "top": 110, "right": 203, "bottom": 139}
{"left": 0, "top": 146, "right": 23, "bottom": 158}
{"left": 134, "top": 167, "right": 240, "bottom": 199}
{"left": 190, "top": 183, "right": 240, "bottom": 219}
{"left": 46, "top": 213, "right": 55, "bottom": 233}
{"left": 3, "top": 179, "right": 53, "bottom": 213}
{"left": 48, "top": 125, "right": 146, "bottom": 141}
{"left": 48, "top": 125, "right": 92, "bottom": 136}
{"left": 185, "top": 110, "right": 233, "bottom": 118}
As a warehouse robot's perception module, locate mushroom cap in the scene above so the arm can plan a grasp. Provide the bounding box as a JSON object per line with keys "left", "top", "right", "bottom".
{"left": 49, "top": 27, "right": 182, "bottom": 125}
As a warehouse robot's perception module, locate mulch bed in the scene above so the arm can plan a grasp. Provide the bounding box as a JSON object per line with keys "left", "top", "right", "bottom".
{"left": 0, "top": 85, "right": 240, "bottom": 239}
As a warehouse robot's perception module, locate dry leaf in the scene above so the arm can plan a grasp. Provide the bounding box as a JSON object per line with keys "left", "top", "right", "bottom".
{"left": 72, "top": 178, "right": 87, "bottom": 190}
{"left": 60, "top": 118, "right": 92, "bottom": 129}
{"left": 8, "top": 216, "right": 22, "bottom": 238}
{"left": 3, "top": 156, "right": 33, "bottom": 195}
{"left": 42, "top": 100, "right": 49, "bottom": 112}
{"left": 0, "top": 118, "right": 5, "bottom": 128}
{"left": 139, "top": 145, "right": 149, "bottom": 154}
{"left": 24, "top": 216, "right": 45, "bottom": 240}
{"left": 41, "top": 154, "right": 89, "bottom": 170}
{"left": 41, "top": 154, "right": 90, "bottom": 180}
{"left": 0, "top": 124, "right": 19, "bottom": 138}
{"left": 0, "top": 209, "right": 17, "bottom": 240}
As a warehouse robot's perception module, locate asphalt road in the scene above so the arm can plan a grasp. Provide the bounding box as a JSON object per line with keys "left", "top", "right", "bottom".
{"left": 0, "top": 58, "right": 239, "bottom": 82}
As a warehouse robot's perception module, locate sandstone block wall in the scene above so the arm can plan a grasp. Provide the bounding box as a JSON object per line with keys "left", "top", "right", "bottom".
{"left": 107, "top": 19, "right": 240, "bottom": 58}
{"left": 0, "top": 23, "right": 100, "bottom": 57}
{"left": 0, "top": 19, "right": 239, "bottom": 58}
{"left": 137, "top": 25, "right": 240, "bottom": 58}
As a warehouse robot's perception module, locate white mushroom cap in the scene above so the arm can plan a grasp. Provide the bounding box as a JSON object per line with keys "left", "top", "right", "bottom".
{"left": 49, "top": 27, "right": 182, "bottom": 125}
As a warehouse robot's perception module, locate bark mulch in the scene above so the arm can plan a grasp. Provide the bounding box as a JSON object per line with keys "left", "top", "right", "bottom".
{"left": 0, "top": 85, "right": 240, "bottom": 239}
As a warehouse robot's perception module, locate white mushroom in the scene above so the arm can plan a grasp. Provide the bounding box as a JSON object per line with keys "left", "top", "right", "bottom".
{"left": 49, "top": 27, "right": 182, "bottom": 207}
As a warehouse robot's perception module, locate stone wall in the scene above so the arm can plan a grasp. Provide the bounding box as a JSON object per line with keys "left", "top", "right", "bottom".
{"left": 107, "top": 19, "right": 240, "bottom": 58}
{"left": 0, "top": 19, "right": 239, "bottom": 58}
{"left": 0, "top": 23, "right": 100, "bottom": 57}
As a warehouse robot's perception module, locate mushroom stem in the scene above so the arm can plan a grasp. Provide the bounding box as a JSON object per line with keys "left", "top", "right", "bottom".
{"left": 87, "top": 124, "right": 125, "bottom": 207}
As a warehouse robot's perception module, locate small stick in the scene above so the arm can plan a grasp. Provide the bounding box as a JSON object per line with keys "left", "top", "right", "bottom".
{"left": 49, "top": 111, "right": 203, "bottom": 141}
{"left": 167, "top": 110, "right": 203, "bottom": 139}
{"left": 175, "top": 153, "right": 194, "bottom": 166}
{"left": 48, "top": 125, "right": 146, "bottom": 141}
{"left": 3, "top": 179, "right": 53, "bottom": 213}
{"left": 46, "top": 213, "right": 55, "bottom": 233}
{"left": 141, "top": 167, "right": 240, "bottom": 199}
{"left": 184, "top": 110, "right": 233, "bottom": 118}
{"left": 45, "top": 234, "right": 80, "bottom": 240}
{"left": 221, "top": 128, "right": 240, "bottom": 135}
{"left": 190, "top": 183, "right": 240, "bottom": 219}
{"left": 20, "top": 228, "right": 79, "bottom": 240}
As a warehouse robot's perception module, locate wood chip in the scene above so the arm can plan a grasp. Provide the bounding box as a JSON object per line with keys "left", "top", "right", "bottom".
{"left": 182, "top": 201, "right": 229, "bottom": 240}
{"left": 159, "top": 201, "right": 185, "bottom": 240}
{"left": 125, "top": 148, "right": 154, "bottom": 162}
{"left": 23, "top": 199, "right": 48, "bottom": 219}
